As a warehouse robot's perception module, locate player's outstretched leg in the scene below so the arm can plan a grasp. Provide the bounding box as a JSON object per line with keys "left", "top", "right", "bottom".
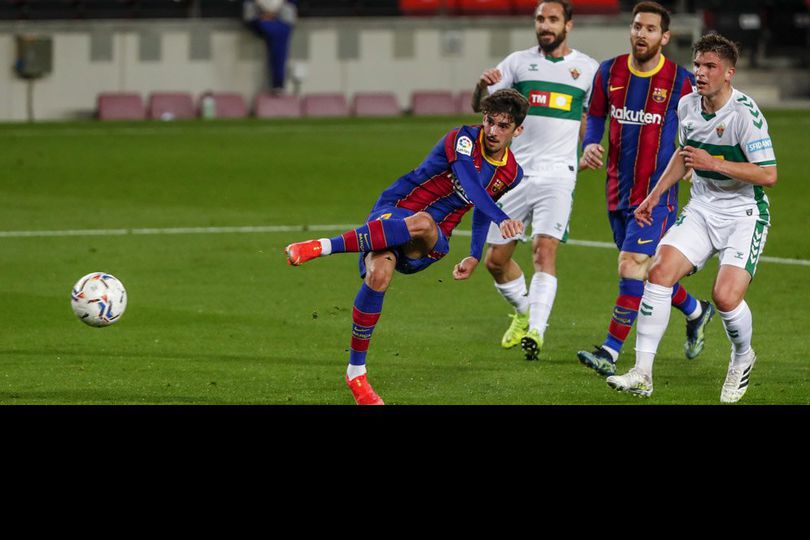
{"left": 286, "top": 218, "right": 413, "bottom": 266}
{"left": 671, "top": 283, "right": 715, "bottom": 359}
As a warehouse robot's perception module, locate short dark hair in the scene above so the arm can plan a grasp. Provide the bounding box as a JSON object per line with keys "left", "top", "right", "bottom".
{"left": 480, "top": 89, "right": 530, "bottom": 127}
{"left": 537, "top": 0, "right": 573, "bottom": 23}
{"left": 632, "top": 1, "right": 670, "bottom": 33}
{"left": 693, "top": 32, "right": 740, "bottom": 67}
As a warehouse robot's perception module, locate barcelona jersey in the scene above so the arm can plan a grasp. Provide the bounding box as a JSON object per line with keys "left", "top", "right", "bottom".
{"left": 371, "top": 125, "right": 522, "bottom": 260}
{"left": 584, "top": 54, "right": 695, "bottom": 211}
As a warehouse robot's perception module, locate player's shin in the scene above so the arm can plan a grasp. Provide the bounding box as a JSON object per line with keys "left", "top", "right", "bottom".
{"left": 634, "top": 282, "right": 673, "bottom": 376}
{"left": 603, "top": 278, "right": 643, "bottom": 357}
{"left": 528, "top": 272, "right": 557, "bottom": 337}
{"left": 347, "top": 283, "right": 386, "bottom": 380}
{"left": 718, "top": 300, "right": 754, "bottom": 366}
{"left": 327, "top": 219, "right": 412, "bottom": 254}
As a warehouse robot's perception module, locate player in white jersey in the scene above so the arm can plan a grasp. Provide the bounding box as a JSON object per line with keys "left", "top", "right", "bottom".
{"left": 471, "top": 0, "right": 598, "bottom": 360}
{"left": 606, "top": 33, "right": 777, "bottom": 403}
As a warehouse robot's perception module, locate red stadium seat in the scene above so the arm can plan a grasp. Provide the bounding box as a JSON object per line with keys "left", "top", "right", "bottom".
{"left": 97, "top": 92, "right": 145, "bottom": 121}
{"left": 411, "top": 91, "right": 456, "bottom": 115}
{"left": 352, "top": 92, "right": 401, "bottom": 117}
{"left": 301, "top": 93, "right": 350, "bottom": 117}
{"left": 147, "top": 92, "right": 195, "bottom": 120}
{"left": 254, "top": 94, "right": 302, "bottom": 118}
{"left": 456, "top": 90, "right": 476, "bottom": 114}
{"left": 512, "top": 0, "right": 619, "bottom": 15}
{"left": 458, "top": 0, "right": 510, "bottom": 15}
{"left": 399, "top": 0, "right": 459, "bottom": 16}
{"left": 199, "top": 92, "right": 247, "bottom": 119}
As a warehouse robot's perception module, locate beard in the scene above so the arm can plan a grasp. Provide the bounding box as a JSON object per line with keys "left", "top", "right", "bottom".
{"left": 537, "top": 29, "right": 567, "bottom": 54}
{"left": 631, "top": 39, "right": 662, "bottom": 64}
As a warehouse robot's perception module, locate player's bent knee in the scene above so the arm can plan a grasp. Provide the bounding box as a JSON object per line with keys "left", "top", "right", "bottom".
{"left": 647, "top": 263, "right": 679, "bottom": 288}
{"left": 405, "top": 212, "right": 437, "bottom": 238}
{"left": 711, "top": 286, "right": 744, "bottom": 313}
{"left": 365, "top": 265, "right": 392, "bottom": 292}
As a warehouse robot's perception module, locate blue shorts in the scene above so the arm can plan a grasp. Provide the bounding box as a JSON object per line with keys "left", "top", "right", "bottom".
{"left": 608, "top": 205, "right": 677, "bottom": 256}
{"left": 357, "top": 207, "right": 450, "bottom": 278}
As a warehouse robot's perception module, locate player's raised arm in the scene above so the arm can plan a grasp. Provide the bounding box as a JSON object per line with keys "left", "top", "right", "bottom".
{"left": 471, "top": 68, "right": 502, "bottom": 112}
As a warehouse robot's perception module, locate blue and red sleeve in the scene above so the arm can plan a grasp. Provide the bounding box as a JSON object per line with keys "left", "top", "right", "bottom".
{"left": 583, "top": 62, "right": 610, "bottom": 148}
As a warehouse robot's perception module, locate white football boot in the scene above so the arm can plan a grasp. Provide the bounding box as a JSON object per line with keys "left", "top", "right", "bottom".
{"left": 720, "top": 349, "right": 757, "bottom": 404}
{"left": 606, "top": 367, "right": 653, "bottom": 397}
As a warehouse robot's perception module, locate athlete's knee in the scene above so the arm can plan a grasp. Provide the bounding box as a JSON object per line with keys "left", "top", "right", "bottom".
{"left": 711, "top": 284, "right": 744, "bottom": 312}
{"left": 646, "top": 259, "right": 679, "bottom": 288}
{"left": 364, "top": 258, "right": 394, "bottom": 291}
{"left": 405, "top": 212, "right": 436, "bottom": 239}
{"left": 618, "top": 255, "right": 651, "bottom": 280}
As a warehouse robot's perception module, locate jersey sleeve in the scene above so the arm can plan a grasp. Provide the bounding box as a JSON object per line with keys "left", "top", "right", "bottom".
{"left": 677, "top": 97, "right": 690, "bottom": 148}
{"left": 469, "top": 207, "right": 491, "bottom": 261}
{"left": 582, "top": 62, "right": 609, "bottom": 148}
{"left": 736, "top": 99, "right": 776, "bottom": 166}
{"left": 488, "top": 53, "right": 516, "bottom": 93}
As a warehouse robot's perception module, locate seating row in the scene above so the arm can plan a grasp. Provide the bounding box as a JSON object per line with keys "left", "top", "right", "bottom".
{"left": 97, "top": 90, "right": 480, "bottom": 120}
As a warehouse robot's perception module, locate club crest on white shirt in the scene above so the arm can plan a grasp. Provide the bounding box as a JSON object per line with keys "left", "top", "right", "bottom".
{"left": 456, "top": 136, "right": 473, "bottom": 156}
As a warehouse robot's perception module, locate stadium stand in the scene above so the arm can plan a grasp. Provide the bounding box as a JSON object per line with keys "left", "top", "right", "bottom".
{"left": 411, "top": 91, "right": 456, "bottom": 115}
{"left": 351, "top": 92, "right": 401, "bottom": 117}
{"left": 199, "top": 92, "right": 247, "bottom": 119}
{"left": 301, "top": 93, "right": 350, "bottom": 117}
{"left": 458, "top": 0, "right": 511, "bottom": 15}
{"left": 254, "top": 93, "right": 302, "bottom": 118}
{"left": 456, "top": 90, "right": 475, "bottom": 114}
{"left": 97, "top": 92, "right": 146, "bottom": 120}
{"left": 147, "top": 92, "right": 195, "bottom": 120}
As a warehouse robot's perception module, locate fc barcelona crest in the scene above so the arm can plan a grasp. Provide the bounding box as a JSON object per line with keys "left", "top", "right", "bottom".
{"left": 716, "top": 123, "right": 726, "bottom": 137}
{"left": 491, "top": 179, "right": 506, "bottom": 194}
{"left": 569, "top": 68, "right": 581, "bottom": 80}
{"left": 652, "top": 87, "right": 668, "bottom": 103}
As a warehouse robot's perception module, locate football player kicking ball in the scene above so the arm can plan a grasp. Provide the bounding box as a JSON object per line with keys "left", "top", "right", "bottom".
{"left": 285, "top": 89, "right": 529, "bottom": 405}
{"left": 606, "top": 33, "right": 777, "bottom": 402}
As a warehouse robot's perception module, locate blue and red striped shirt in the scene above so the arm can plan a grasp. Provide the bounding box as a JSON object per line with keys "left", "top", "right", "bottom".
{"left": 583, "top": 54, "right": 695, "bottom": 211}
{"left": 371, "top": 125, "right": 522, "bottom": 260}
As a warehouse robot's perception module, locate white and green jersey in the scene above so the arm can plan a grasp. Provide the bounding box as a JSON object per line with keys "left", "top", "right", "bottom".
{"left": 678, "top": 88, "right": 776, "bottom": 223}
{"left": 489, "top": 47, "right": 598, "bottom": 179}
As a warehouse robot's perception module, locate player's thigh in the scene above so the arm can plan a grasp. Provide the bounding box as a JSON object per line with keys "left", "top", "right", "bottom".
{"left": 486, "top": 179, "right": 533, "bottom": 245}
{"left": 617, "top": 250, "right": 653, "bottom": 280}
{"left": 657, "top": 204, "right": 715, "bottom": 274}
{"left": 712, "top": 265, "right": 753, "bottom": 312}
{"left": 529, "top": 184, "right": 573, "bottom": 241}
{"left": 402, "top": 211, "right": 439, "bottom": 258}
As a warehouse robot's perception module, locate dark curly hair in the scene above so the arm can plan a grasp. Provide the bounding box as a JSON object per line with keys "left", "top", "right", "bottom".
{"left": 480, "top": 89, "right": 530, "bottom": 127}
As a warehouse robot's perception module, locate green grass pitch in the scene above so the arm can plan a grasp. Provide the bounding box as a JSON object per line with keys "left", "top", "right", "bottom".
{"left": 0, "top": 112, "right": 807, "bottom": 405}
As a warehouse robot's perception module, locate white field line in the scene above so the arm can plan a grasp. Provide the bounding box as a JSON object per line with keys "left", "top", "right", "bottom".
{"left": 0, "top": 224, "right": 807, "bottom": 267}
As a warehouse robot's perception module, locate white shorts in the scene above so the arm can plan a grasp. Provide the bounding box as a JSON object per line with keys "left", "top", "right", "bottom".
{"left": 486, "top": 171, "right": 575, "bottom": 245}
{"left": 659, "top": 201, "right": 769, "bottom": 277}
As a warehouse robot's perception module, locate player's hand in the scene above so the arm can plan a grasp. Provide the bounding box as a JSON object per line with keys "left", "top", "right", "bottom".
{"left": 680, "top": 146, "right": 715, "bottom": 171}
{"left": 478, "top": 68, "right": 502, "bottom": 89}
{"left": 499, "top": 219, "right": 523, "bottom": 239}
{"left": 452, "top": 256, "right": 479, "bottom": 280}
{"left": 682, "top": 167, "right": 693, "bottom": 183}
{"left": 580, "top": 143, "right": 605, "bottom": 169}
{"left": 634, "top": 194, "right": 660, "bottom": 227}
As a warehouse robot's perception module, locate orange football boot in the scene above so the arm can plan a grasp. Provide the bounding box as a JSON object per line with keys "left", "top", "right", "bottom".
{"left": 345, "top": 374, "right": 384, "bottom": 405}
{"left": 285, "top": 239, "right": 322, "bottom": 266}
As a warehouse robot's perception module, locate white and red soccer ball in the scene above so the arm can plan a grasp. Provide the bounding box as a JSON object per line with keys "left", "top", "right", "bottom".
{"left": 71, "top": 272, "right": 128, "bottom": 327}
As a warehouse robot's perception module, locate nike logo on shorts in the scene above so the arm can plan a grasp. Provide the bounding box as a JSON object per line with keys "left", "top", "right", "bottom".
{"left": 637, "top": 239, "right": 654, "bottom": 245}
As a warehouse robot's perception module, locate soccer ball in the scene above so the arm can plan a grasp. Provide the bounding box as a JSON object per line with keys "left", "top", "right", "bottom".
{"left": 70, "top": 272, "right": 128, "bottom": 327}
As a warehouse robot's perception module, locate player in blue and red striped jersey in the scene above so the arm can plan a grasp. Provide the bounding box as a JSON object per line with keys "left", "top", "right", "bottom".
{"left": 285, "top": 89, "right": 528, "bottom": 405}
{"left": 576, "top": 1, "right": 715, "bottom": 377}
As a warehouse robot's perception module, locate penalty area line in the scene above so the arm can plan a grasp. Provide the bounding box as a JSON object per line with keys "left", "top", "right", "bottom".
{"left": 0, "top": 224, "right": 808, "bottom": 267}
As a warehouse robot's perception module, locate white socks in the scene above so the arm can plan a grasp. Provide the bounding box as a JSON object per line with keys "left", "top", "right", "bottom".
{"left": 346, "top": 364, "right": 367, "bottom": 380}
{"left": 634, "top": 282, "right": 673, "bottom": 377}
{"left": 718, "top": 300, "right": 754, "bottom": 366}
{"left": 318, "top": 238, "right": 332, "bottom": 256}
{"left": 529, "top": 272, "right": 557, "bottom": 336}
{"left": 494, "top": 274, "right": 529, "bottom": 315}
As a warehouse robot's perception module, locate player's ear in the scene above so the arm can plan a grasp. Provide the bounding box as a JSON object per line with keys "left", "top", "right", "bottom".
{"left": 661, "top": 29, "right": 671, "bottom": 47}
{"left": 513, "top": 125, "right": 525, "bottom": 137}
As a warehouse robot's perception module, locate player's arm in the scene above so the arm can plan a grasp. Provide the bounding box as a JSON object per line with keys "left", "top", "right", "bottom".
{"left": 471, "top": 68, "right": 502, "bottom": 112}
{"left": 452, "top": 207, "right": 492, "bottom": 280}
{"left": 680, "top": 146, "right": 778, "bottom": 187}
{"left": 635, "top": 147, "right": 689, "bottom": 226}
{"left": 579, "top": 68, "right": 608, "bottom": 170}
{"left": 450, "top": 158, "right": 523, "bottom": 238}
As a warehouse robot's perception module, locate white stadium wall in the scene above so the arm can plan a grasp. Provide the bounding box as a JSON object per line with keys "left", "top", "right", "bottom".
{"left": 0, "top": 16, "right": 701, "bottom": 122}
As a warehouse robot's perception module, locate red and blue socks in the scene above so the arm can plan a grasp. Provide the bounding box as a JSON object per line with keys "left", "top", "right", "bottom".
{"left": 322, "top": 218, "right": 412, "bottom": 255}
{"left": 347, "top": 283, "right": 386, "bottom": 380}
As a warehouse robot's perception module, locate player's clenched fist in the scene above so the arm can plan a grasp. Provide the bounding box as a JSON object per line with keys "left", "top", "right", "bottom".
{"left": 478, "top": 68, "right": 502, "bottom": 89}
{"left": 452, "top": 256, "right": 479, "bottom": 281}
{"left": 499, "top": 218, "right": 523, "bottom": 239}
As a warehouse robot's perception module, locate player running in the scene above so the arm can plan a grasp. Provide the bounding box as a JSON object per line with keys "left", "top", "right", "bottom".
{"left": 285, "top": 89, "right": 529, "bottom": 405}
{"left": 577, "top": 1, "right": 714, "bottom": 377}
{"left": 472, "top": 0, "right": 599, "bottom": 361}
{"left": 606, "top": 33, "right": 777, "bottom": 402}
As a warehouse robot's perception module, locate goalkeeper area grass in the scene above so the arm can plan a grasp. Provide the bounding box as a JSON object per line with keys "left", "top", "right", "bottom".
{"left": 0, "top": 113, "right": 807, "bottom": 404}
